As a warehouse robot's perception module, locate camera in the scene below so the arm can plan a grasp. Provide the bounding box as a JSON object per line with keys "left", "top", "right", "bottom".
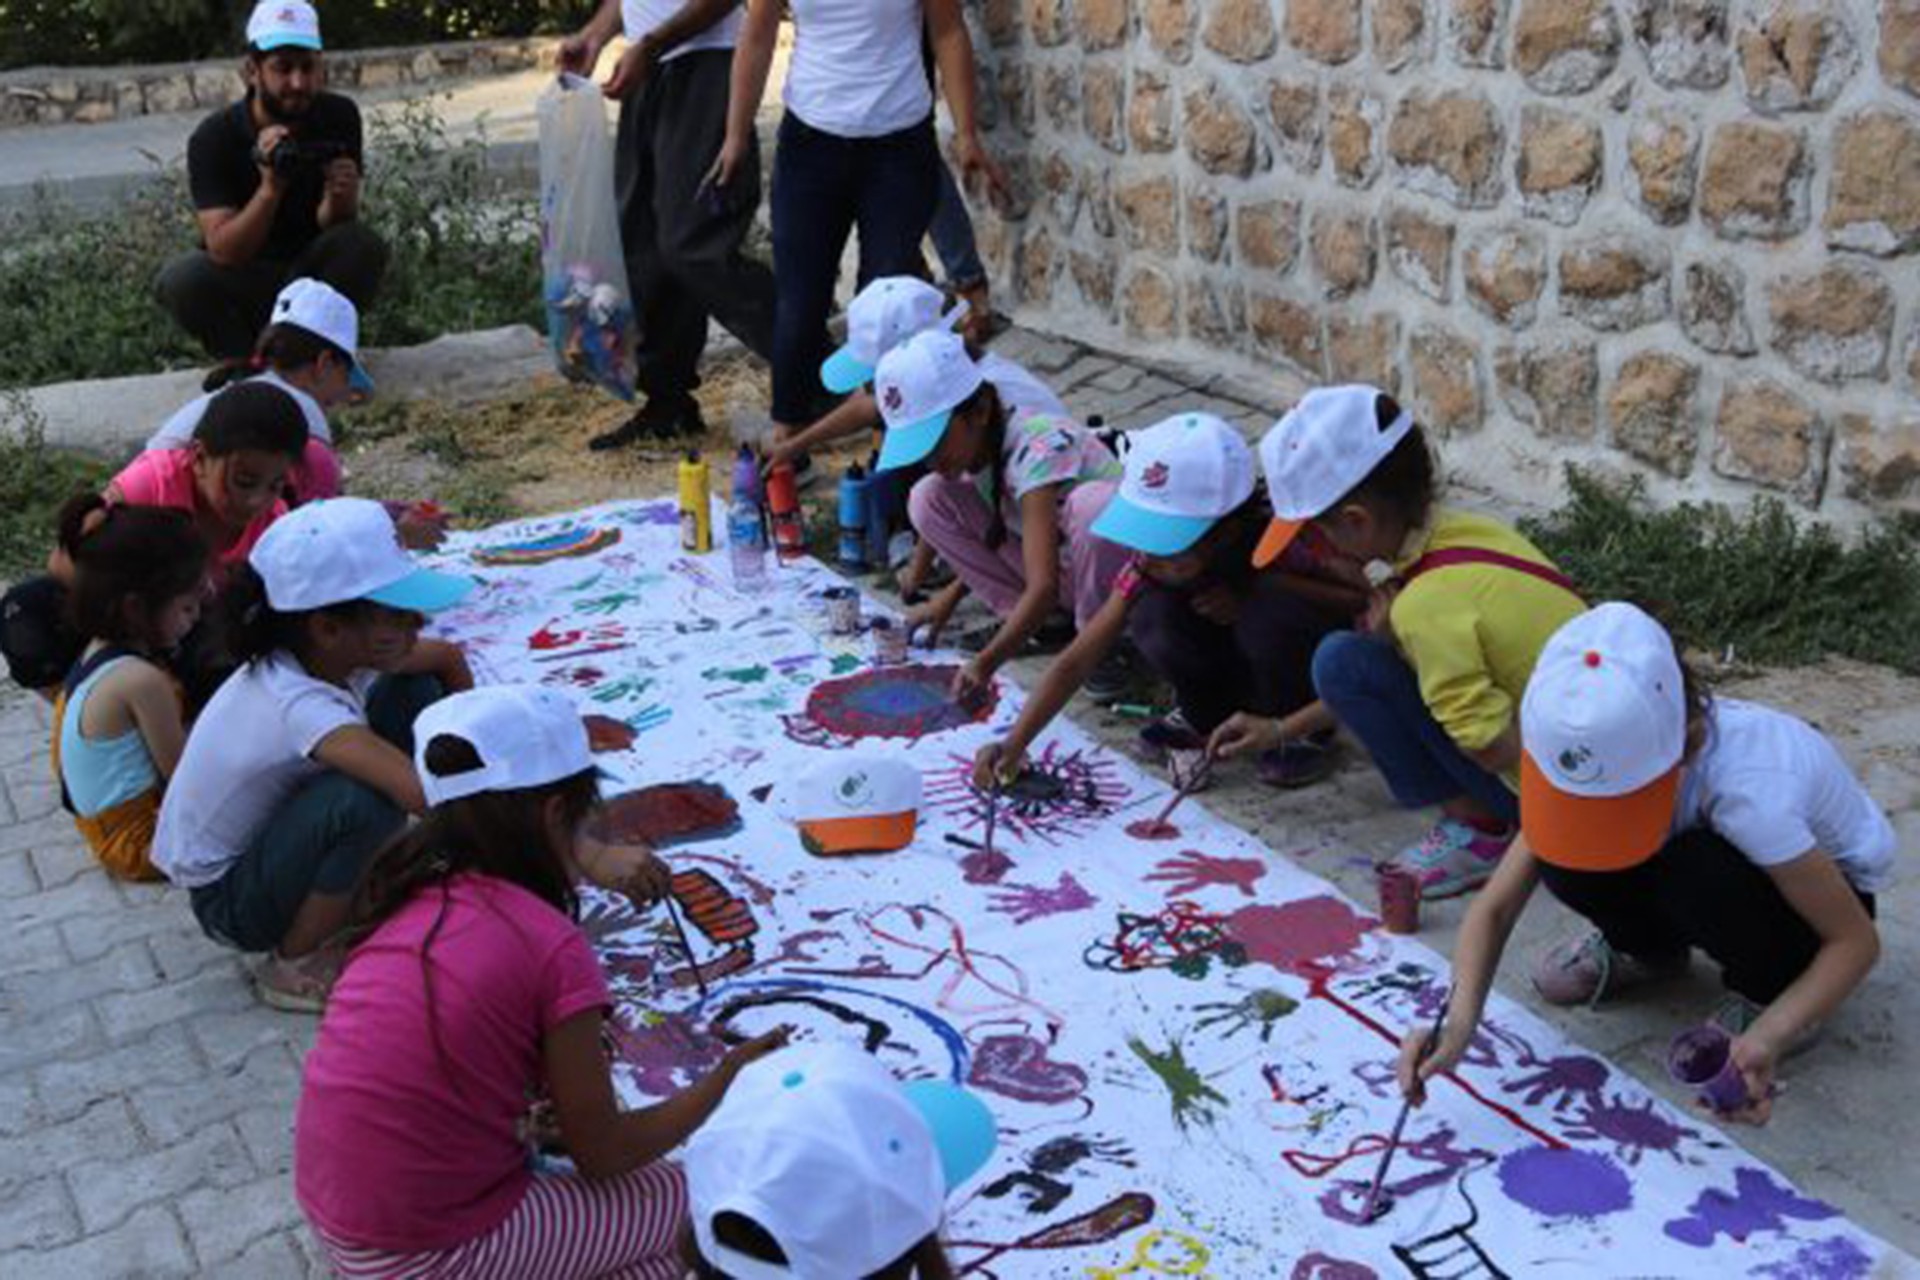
{"left": 254, "top": 136, "right": 352, "bottom": 178}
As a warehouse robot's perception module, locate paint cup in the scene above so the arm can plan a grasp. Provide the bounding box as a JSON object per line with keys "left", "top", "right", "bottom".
{"left": 1666, "top": 1024, "right": 1753, "bottom": 1113}
{"left": 870, "top": 617, "right": 909, "bottom": 666}
{"left": 1376, "top": 863, "right": 1421, "bottom": 935}
{"left": 824, "top": 586, "right": 861, "bottom": 636}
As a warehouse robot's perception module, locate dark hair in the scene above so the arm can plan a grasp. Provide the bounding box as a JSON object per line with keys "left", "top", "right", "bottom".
{"left": 194, "top": 380, "right": 307, "bottom": 462}
{"left": 220, "top": 563, "right": 380, "bottom": 664}
{"left": 202, "top": 324, "right": 348, "bottom": 392}
{"left": 57, "top": 495, "right": 209, "bottom": 649}
{"left": 962, "top": 383, "right": 1013, "bottom": 551}
{"left": 1333, "top": 393, "right": 1437, "bottom": 532}
{"left": 682, "top": 1221, "right": 953, "bottom": 1280}
{"left": 344, "top": 735, "right": 601, "bottom": 1095}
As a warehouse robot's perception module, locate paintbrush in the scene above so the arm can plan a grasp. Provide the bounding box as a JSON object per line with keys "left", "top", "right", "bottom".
{"left": 1360, "top": 991, "right": 1452, "bottom": 1224}
{"left": 1146, "top": 748, "right": 1215, "bottom": 831}
{"left": 662, "top": 894, "right": 709, "bottom": 1001}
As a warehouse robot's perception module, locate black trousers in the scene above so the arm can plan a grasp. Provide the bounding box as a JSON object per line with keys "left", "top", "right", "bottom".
{"left": 616, "top": 49, "right": 776, "bottom": 405}
{"left": 1126, "top": 580, "right": 1346, "bottom": 734}
{"left": 154, "top": 221, "right": 389, "bottom": 359}
{"left": 1538, "top": 828, "right": 1876, "bottom": 1004}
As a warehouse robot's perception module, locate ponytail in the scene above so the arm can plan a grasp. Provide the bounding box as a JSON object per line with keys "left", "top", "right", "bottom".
{"left": 221, "top": 563, "right": 375, "bottom": 665}
{"left": 56, "top": 494, "right": 209, "bottom": 647}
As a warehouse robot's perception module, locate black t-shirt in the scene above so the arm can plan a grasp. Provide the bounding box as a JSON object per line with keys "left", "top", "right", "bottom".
{"left": 187, "top": 90, "right": 364, "bottom": 262}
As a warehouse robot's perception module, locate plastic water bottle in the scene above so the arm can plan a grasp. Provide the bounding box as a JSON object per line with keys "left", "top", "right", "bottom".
{"left": 864, "top": 449, "right": 895, "bottom": 571}
{"left": 838, "top": 464, "right": 871, "bottom": 571}
{"left": 728, "top": 445, "right": 767, "bottom": 591}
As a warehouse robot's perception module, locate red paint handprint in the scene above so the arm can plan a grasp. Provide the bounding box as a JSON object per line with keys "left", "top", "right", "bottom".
{"left": 1146, "top": 850, "right": 1268, "bottom": 898}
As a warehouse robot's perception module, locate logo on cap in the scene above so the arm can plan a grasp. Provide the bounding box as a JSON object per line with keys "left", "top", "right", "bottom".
{"left": 883, "top": 385, "right": 904, "bottom": 413}
{"left": 837, "top": 770, "right": 874, "bottom": 810}
{"left": 278, "top": 6, "right": 297, "bottom": 19}
{"left": 1141, "top": 461, "right": 1170, "bottom": 491}
{"left": 1554, "top": 744, "right": 1604, "bottom": 785}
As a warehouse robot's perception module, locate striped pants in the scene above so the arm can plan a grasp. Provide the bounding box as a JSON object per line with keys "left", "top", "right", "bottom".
{"left": 315, "top": 1161, "right": 686, "bottom": 1280}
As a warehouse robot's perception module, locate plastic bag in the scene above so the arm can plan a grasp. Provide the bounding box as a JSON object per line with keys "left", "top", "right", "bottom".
{"left": 537, "top": 74, "right": 636, "bottom": 400}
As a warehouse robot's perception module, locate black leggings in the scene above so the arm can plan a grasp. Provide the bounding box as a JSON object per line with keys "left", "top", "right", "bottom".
{"left": 1538, "top": 828, "right": 1875, "bottom": 1004}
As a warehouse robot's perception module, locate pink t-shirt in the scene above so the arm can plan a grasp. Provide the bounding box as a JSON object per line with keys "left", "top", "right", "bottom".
{"left": 109, "top": 448, "right": 286, "bottom": 567}
{"left": 295, "top": 873, "right": 611, "bottom": 1252}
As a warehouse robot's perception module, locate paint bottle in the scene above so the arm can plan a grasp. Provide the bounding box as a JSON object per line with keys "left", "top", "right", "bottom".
{"left": 677, "top": 451, "right": 711, "bottom": 553}
{"left": 837, "top": 463, "right": 871, "bottom": 571}
{"left": 765, "top": 461, "right": 806, "bottom": 563}
{"left": 1376, "top": 863, "right": 1421, "bottom": 935}
{"left": 1666, "top": 1025, "right": 1754, "bottom": 1113}
{"left": 863, "top": 448, "right": 895, "bottom": 571}
{"left": 870, "top": 617, "right": 909, "bottom": 666}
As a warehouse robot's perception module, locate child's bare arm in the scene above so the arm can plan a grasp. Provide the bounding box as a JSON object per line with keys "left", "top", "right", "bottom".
{"left": 121, "top": 663, "right": 190, "bottom": 780}
{"left": 311, "top": 725, "right": 427, "bottom": 815}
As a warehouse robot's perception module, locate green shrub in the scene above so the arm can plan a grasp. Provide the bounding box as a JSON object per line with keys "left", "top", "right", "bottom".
{"left": 0, "top": 391, "right": 114, "bottom": 579}
{"left": 1522, "top": 468, "right": 1920, "bottom": 674}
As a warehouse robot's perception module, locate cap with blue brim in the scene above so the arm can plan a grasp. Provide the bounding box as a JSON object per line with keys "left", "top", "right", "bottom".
{"left": 871, "top": 328, "right": 986, "bottom": 474}
{"left": 876, "top": 411, "right": 953, "bottom": 472}
{"left": 820, "top": 346, "right": 876, "bottom": 396}
{"left": 363, "top": 568, "right": 475, "bottom": 614}
{"left": 1088, "top": 411, "right": 1257, "bottom": 557}
{"left": 246, "top": 2, "right": 323, "bottom": 51}
{"left": 1091, "top": 496, "right": 1217, "bottom": 555}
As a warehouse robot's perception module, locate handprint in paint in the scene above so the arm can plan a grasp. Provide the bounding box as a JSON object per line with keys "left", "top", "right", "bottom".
{"left": 989, "top": 873, "right": 1097, "bottom": 924}
{"left": 1144, "top": 850, "right": 1268, "bottom": 899}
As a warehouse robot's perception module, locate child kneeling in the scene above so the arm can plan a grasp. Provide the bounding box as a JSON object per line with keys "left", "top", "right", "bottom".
{"left": 297, "top": 685, "right": 787, "bottom": 1278}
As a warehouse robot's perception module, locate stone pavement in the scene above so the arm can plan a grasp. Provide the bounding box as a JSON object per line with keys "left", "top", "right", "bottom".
{"left": 0, "top": 328, "right": 1915, "bottom": 1276}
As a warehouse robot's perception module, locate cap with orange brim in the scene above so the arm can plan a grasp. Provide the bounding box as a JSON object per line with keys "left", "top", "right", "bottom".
{"left": 799, "top": 810, "right": 919, "bottom": 857}
{"left": 785, "top": 755, "right": 923, "bottom": 857}
{"left": 1519, "top": 751, "right": 1679, "bottom": 872}
{"left": 1251, "top": 517, "right": 1306, "bottom": 568}
{"left": 1252, "top": 385, "right": 1413, "bottom": 569}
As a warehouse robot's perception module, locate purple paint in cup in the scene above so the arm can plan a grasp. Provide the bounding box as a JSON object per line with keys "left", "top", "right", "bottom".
{"left": 1667, "top": 1024, "right": 1752, "bottom": 1113}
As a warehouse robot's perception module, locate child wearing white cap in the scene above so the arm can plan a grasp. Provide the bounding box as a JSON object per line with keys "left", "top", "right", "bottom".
{"left": 1211, "top": 386, "right": 1586, "bottom": 899}
{"left": 152, "top": 498, "right": 476, "bottom": 1010}
{"left": 682, "top": 1041, "right": 995, "bottom": 1278}
{"left": 1399, "top": 603, "right": 1891, "bottom": 1126}
{"left": 976, "top": 412, "right": 1361, "bottom": 792}
{"left": 875, "top": 328, "right": 1129, "bottom": 706}
{"left": 296, "top": 683, "right": 789, "bottom": 1277}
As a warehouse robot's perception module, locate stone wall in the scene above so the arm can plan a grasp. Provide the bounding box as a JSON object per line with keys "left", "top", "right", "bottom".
{"left": 965, "top": 0, "right": 1920, "bottom": 524}
{"left": 0, "top": 38, "right": 557, "bottom": 129}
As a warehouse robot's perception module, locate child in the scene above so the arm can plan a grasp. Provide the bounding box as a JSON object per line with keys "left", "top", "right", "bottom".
{"left": 49, "top": 498, "right": 210, "bottom": 881}
{"left": 976, "top": 413, "right": 1359, "bottom": 793}
{"left": 1399, "top": 603, "right": 1891, "bottom": 1126}
{"left": 874, "top": 328, "right": 1129, "bottom": 705}
{"left": 152, "top": 497, "right": 475, "bottom": 1011}
{"left": 296, "top": 684, "right": 789, "bottom": 1278}
{"left": 1210, "top": 385, "right": 1585, "bottom": 897}
{"left": 1, "top": 379, "right": 307, "bottom": 703}
{"left": 683, "top": 1041, "right": 996, "bottom": 1279}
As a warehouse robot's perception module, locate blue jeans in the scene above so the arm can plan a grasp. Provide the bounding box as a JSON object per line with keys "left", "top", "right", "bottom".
{"left": 1311, "top": 632, "right": 1519, "bottom": 825}
{"left": 929, "top": 160, "right": 986, "bottom": 290}
{"left": 189, "top": 674, "right": 441, "bottom": 953}
{"left": 769, "top": 109, "right": 940, "bottom": 423}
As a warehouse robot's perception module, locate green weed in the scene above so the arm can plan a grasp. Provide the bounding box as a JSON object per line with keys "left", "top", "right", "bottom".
{"left": 0, "top": 391, "right": 114, "bottom": 579}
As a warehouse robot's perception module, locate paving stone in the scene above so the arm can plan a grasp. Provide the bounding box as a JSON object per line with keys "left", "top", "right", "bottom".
{"left": 0, "top": 1099, "right": 144, "bottom": 1199}
{"left": 68, "top": 1124, "right": 255, "bottom": 1235}
{"left": 132, "top": 1044, "right": 300, "bottom": 1149}
{"left": 0, "top": 1175, "right": 80, "bottom": 1254}
{"left": 0, "top": 1078, "right": 47, "bottom": 1139}
{"left": 8, "top": 780, "right": 58, "bottom": 824}
{"left": 35, "top": 1024, "right": 205, "bottom": 1123}
{"left": 202, "top": 1229, "right": 311, "bottom": 1280}
{"left": 28, "top": 839, "right": 97, "bottom": 891}
{"left": 233, "top": 1105, "right": 296, "bottom": 1176}
{"left": 0, "top": 1004, "right": 99, "bottom": 1073}
{"left": 0, "top": 813, "right": 83, "bottom": 859}
{"left": 60, "top": 903, "right": 201, "bottom": 964}
{"left": 144, "top": 922, "right": 238, "bottom": 985}
{"left": 0, "top": 852, "right": 37, "bottom": 900}
{"left": 1051, "top": 353, "right": 1125, "bottom": 390}
{"left": 7, "top": 939, "right": 158, "bottom": 1021}
{"left": 94, "top": 966, "right": 255, "bottom": 1046}
{"left": 187, "top": 1004, "right": 313, "bottom": 1075}
{"left": 992, "top": 329, "right": 1084, "bottom": 372}
{"left": 0, "top": 1203, "right": 193, "bottom": 1279}
{"left": 177, "top": 1173, "right": 303, "bottom": 1268}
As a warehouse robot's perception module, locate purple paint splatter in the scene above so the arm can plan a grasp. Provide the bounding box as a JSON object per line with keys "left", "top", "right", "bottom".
{"left": 1663, "top": 1167, "right": 1839, "bottom": 1247}
{"left": 1751, "top": 1235, "right": 1874, "bottom": 1280}
{"left": 989, "top": 873, "right": 1097, "bottom": 924}
{"left": 1497, "top": 1147, "right": 1632, "bottom": 1219}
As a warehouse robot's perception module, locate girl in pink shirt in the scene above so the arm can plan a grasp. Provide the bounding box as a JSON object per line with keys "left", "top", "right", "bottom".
{"left": 296, "top": 684, "right": 786, "bottom": 1279}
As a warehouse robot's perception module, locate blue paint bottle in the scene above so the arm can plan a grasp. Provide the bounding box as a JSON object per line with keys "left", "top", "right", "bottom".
{"left": 864, "top": 449, "right": 895, "bottom": 571}
{"left": 838, "top": 463, "right": 871, "bottom": 571}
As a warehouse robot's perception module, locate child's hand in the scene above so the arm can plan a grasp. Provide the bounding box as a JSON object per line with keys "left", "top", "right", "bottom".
{"left": 973, "top": 741, "right": 1023, "bottom": 792}
{"left": 724, "top": 1026, "right": 793, "bottom": 1074}
{"left": 1397, "top": 1018, "right": 1472, "bottom": 1106}
{"left": 1209, "top": 712, "right": 1283, "bottom": 760}
{"left": 394, "top": 502, "right": 450, "bottom": 551}
{"left": 585, "top": 839, "right": 671, "bottom": 905}
{"left": 904, "top": 591, "right": 960, "bottom": 648}
{"left": 1717, "top": 1035, "right": 1780, "bottom": 1126}
{"left": 1361, "top": 584, "right": 1401, "bottom": 638}
{"left": 951, "top": 660, "right": 993, "bottom": 709}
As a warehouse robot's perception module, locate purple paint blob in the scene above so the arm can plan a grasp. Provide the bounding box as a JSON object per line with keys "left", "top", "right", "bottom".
{"left": 1753, "top": 1235, "right": 1875, "bottom": 1280}
{"left": 1663, "top": 1167, "right": 1839, "bottom": 1247}
{"left": 968, "top": 1033, "right": 1090, "bottom": 1105}
{"left": 1497, "top": 1147, "right": 1632, "bottom": 1219}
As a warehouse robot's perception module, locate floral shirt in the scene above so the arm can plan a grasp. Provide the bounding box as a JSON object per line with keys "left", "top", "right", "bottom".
{"left": 976, "top": 413, "right": 1122, "bottom": 526}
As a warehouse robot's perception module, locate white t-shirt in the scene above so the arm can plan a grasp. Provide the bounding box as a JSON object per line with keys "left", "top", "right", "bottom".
{"left": 152, "top": 653, "right": 378, "bottom": 889}
{"left": 622, "top": 0, "right": 742, "bottom": 60}
{"left": 147, "top": 370, "right": 331, "bottom": 452}
{"left": 1674, "top": 698, "right": 1899, "bottom": 893}
{"left": 980, "top": 353, "right": 1067, "bottom": 421}
{"left": 783, "top": 0, "right": 933, "bottom": 138}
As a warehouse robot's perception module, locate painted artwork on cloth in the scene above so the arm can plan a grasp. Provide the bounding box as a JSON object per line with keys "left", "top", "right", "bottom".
{"left": 425, "top": 500, "right": 1915, "bottom": 1279}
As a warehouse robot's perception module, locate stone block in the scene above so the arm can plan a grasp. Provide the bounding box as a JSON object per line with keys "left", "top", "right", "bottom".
{"left": 1147, "top": 0, "right": 1199, "bottom": 59}
{"left": 998, "top": 64, "right": 1037, "bottom": 136}
{"left": 1327, "top": 313, "right": 1404, "bottom": 389}
{"left": 1408, "top": 325, "right": 1485, "bottom": 433}
{"left": 1463, "top": 225, "right": 1548, "bottom": 327}
{"left": 1386, "top": 204, "right": 1456, "bottom": 300}
{"left": 1072, "top": 250, "right": 1120, "bottom": 312}
{"left": 1377, "top": 0, "right": 1434, "bottom": 66}
{"left": 1513, "top": 0, "right": 1623, "bottom": 92}
{"left": 142, "top": 75, "right": 196, "bottom": 116}
{"left": 1116, "top": 173, "right": 1182, "bottom": 254}
{"left": 1184, "top": 80, "right": 1259, "bottom": 176}
{"left": 1030, "top": 0, "right": 1074, "bottom": 45}
{"left": 1084, "top": 64, "right": 1128, "bottom": 153}
{"left": 984, "top": 0, "right": 1024, "bottom": 44}
{"left": 1699, "top": 121, "right": 1809, "bottom": 239}
{"left": 1288, "top": 0, "right": 1365, "bottom": 61}
{"left": 1448, "top": 0, "right": 1511, "bottom": 64}
{"left": 1207, "top": 0, "right": 1282, "bottom": 59}
{"left": 1327, "top": 85, "right": 1386, "bottom": 187}
{"left": 1267, "top": 77, "right": 1325, "bottom": 173}
{"left": 1015, "top": 227, "right": 1058, "bottom": 305}
{"left": 1249, "top": 292, "right": 1327, "bottom": 375}
{"left": 1609, "top": 352, "right": 1702, "bottom": 475}
{"left": 1080, "top": 0, "right": 1133, "bottom": 48}
{"left": 1237, "top": 199, "right": 1304, "bottom": 272}
{"left": 1713, "top": 378, "right": 1829, "bottom": 501}
{"left": 1188, "top": 186, "right": 1230, "bottom": 262}
{"left": 3, "top": 1205, "right": 190, "bottom": 1278}
{"left": 1515, "top": 105, "right": 1603, "bottom": 224}
{"left": 1041, "top": 152, "right": 1082, "bottom": 231}
{"left": 1680, "top": 258, "right": 1758, "bottom": 354}
{"left": 1627, "top": 109, "right": 1699, "bottom": 225}
{"left": 0, "top": 1176, "right": 77, "bottom": 1254}
{"left": 1836, "top": 413, "right": 1920, "bottom": 509}
{"left": 1559, "top": 233, "right": 1671, "bottom": 331}
{"left": 1310, "top": 208, "right": 1379, "bottom": 297}
{"left": 1042, "top": 66, "right": 1080, "bottom": 131}
{"left": 1766, "top": 264, "right": 1895, "bottom": 382}
{"left": 1123, "top": 266, "right": 1181, "bottom": 339}
{"left": 1130, "top": 69, "right": 1177, "bottom": 152}
{"left": 1496, "top": 338, "right": 1601, "bottom": 439}
{"left": 1736, "top": 0, "right": 1859, "bottom": 113}
{"left": 1824, "top": 108, "right": 1920, "bottom": 255}
{"left": 1883, "top": 0, "right": 1920, "bottom": 97}
{"left": 68, "top": 1124, "right": 254, "bottom": 1235}
{"left": 1186, "top": 277, "right": 1247, "bottom": 347}
{"left": 1630, "top": 0, "right": 1734, "bottom": 86}
{"left": 177, "top": 1174, "right": 302, "bottom": 1268}
{"left": 1388, "top": 88, "right": 1505, "bottom": 207}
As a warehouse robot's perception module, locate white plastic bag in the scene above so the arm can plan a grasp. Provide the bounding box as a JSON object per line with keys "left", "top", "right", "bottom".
{"left": 537, "top": 74, "right": 636, "bottom": 400}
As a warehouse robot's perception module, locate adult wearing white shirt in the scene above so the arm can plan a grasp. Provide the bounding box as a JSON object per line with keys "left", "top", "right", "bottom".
{"left": 710, "top": 0, "right": 1008, "bottom": 448}
{"left": 559, "top": 1, "right": 779, "bottom": 450}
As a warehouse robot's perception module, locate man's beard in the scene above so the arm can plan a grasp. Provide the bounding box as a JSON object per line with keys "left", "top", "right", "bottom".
{"left": 256, "top": 85, "right": 313, "bottom": 124}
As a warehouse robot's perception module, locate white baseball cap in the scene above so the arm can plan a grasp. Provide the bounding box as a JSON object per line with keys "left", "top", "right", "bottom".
{"left": 246, "top": 2, "right": 323, "bottom": 52}
{"left": 249, "top": 497, "right": 474, "bottom": 614}
{"left": 873, "top": 329, "right": 986, "bottom": 472}
{"left": 1091, "top": 412, "right": 1257, "bottom": 555}
{"left": 783, "top": 755, "right": 922, "bottom": 855}
{"left": 271, "top": 278, "right": 374, "bottom": 395}
{"left": 412, "top": 685, "right": 596, "bottom": 807}
{"left": 685, "top": 1043, "right": 997, "bottom": 1279}
{"left": 821, "top": 277, "right": 956, "bottom": 395}
{"left": 1520, "top": 602, "right": 1685, "bottom": 872}
{"left": 1253, "top": 385, "right": 1413, "bottom": 567}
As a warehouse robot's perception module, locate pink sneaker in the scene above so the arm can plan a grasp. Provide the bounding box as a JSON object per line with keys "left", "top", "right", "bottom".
{"left": 1530, "top": 929, "right": 1689, "bottom": 1007}
{"left": 255, "top": 949, "right": 342, "bottom": 1015}
{"left": 1393, "top": 817, "right": 1512, "bottom": 899}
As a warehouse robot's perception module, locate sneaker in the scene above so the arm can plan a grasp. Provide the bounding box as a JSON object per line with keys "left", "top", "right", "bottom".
{"left": 1710, "top": 994, "right": 1824, "bottom": 1059}
{"left": 1530, "top": 929, "right": 1690, "bottom": 1008}
{"left": 1136, "top": 710, "right": 1206, "bottom": 766}
{"left": 1394, "top": 816, "right": 1513, "bottom": 900}
{"left": 588, "top": 396, "right": 705, "bottom": 451}
{"left": 1082, "top": 646, "right": 1135, "bottom": 705}
{"left": 254, "top": 949, "right": 342, "bottom": 1015}
{"left": 1256, "top": 731, "right": 1339, "bottom": 789}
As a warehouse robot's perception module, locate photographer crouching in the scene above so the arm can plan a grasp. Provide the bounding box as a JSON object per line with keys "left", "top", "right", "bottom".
{"left": 155, "top": 2, "right": 389, "bottom": 373}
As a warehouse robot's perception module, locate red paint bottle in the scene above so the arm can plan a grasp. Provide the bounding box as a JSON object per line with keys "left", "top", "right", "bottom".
{"left": 765, "top": 461, "right": 806, "bottom": 563}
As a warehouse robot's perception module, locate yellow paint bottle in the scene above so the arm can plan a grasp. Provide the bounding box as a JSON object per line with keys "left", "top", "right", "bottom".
{"left": 678, "top": 450, "right": 712, "bottom": 553}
